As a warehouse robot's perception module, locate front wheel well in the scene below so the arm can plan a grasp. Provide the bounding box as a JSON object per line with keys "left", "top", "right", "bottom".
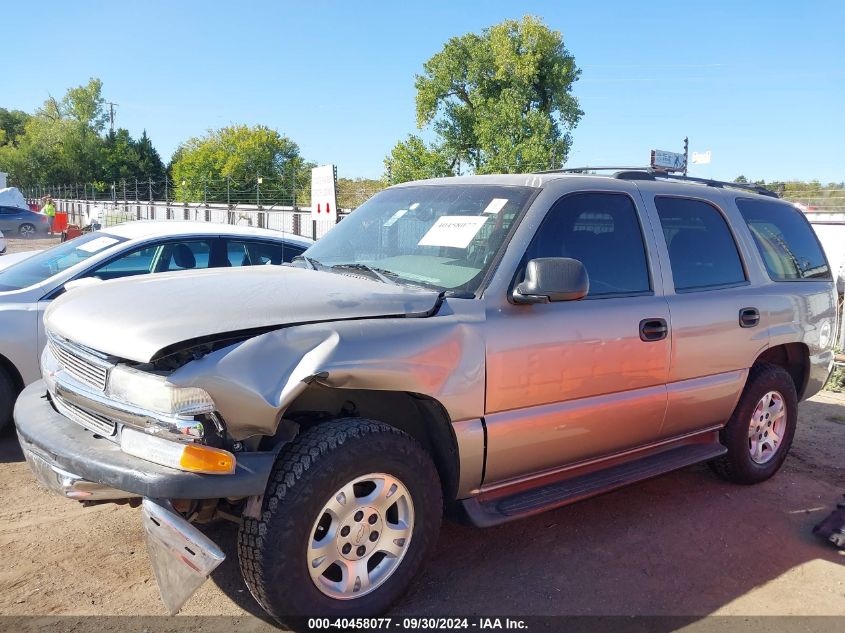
{"left": 0, "top": 353, "right": 24, "bottom": 393}
{"left": 277, "top": 384, "right": 461, "bottom": 503}
{"left": 754, "top": 343, "right": 810, "bottom": 400}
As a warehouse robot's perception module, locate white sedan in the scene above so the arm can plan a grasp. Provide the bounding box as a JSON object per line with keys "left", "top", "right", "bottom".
{"left": 0, "top": 221, "right": 313, "bottom": 429}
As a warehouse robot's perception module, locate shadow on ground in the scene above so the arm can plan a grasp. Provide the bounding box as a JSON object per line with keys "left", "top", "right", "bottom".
{"left": 208, "top": 395, "right": 845, "bottom": 619}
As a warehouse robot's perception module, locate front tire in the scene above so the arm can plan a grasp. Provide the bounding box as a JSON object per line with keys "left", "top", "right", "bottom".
{"left": 0, "top": 366, "right": 19, "bottom": 432}
{"left": 238, "top": 418, "right": 442, "bottom": 626}
{"left": 710, "top": 363, "right": 798, "bottom": 484}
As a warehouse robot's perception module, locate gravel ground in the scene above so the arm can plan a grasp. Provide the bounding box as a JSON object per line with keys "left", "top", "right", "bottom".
{"left": 0, "top": 234, "right": 843, "bottom": 631}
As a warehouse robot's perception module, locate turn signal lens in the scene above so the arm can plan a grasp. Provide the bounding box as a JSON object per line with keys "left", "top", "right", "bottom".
{"left": 120, "top": 428, "right": 236, "bottom": 475}
{"left": 179, "top": 444, "right": 236, "bottom": 474}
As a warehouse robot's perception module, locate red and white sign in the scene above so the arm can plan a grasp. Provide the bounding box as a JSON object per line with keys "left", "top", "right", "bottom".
{"left": 311, "top": 164, "right": 337, "bottom": 221}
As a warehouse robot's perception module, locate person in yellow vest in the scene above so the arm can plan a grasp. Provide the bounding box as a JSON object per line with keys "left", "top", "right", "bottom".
{"left": 42, "top": 197, "right": 56, "bottom": 235}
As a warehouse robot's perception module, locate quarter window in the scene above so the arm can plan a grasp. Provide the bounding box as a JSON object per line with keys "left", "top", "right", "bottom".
{"left": 655, "top": 197, "right": 746, "bottom": 291}
{"left": 736, "top": 198, "right": 831, "bottom": 280}
{"left": 524, "top": 193, "right": 651, "bottom": 297}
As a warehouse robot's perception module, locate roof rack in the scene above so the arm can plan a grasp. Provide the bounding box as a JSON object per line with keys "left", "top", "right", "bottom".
{"left": 543, "top": 166, "right": 779, "bottom": 198}
{"left": 639, "top": 172, "right": 779, "bottom": 198}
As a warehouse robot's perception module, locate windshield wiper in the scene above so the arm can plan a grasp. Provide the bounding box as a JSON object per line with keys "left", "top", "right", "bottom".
{"left": 292, "top": 255, "right": 323, "bottom": 270}
{"left": 330, "top": 263, "right": 398, "bottom": 285}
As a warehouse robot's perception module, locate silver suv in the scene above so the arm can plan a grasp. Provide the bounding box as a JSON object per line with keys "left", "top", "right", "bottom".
{"left": 14, "top": 171, "right": 838, "bottom": 626}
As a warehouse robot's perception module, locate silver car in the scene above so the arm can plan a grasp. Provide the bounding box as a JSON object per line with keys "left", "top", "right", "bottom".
{"left": 14, "top": 172, "right": 838, "bottom": 626}
{"left": 0, "top": 221, "right": 311, "bottom": 429}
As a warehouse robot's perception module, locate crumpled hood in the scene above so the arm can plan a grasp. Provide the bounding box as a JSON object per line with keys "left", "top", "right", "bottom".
{"left": 44, "top": 266, "right": 441, "bottom": 363}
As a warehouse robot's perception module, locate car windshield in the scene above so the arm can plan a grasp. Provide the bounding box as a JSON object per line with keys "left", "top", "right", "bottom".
{"left": 0, "top": 232, "right": 127, "bottom": 291}
{"left": 302, "top": 184, "right": 537, "bottom": 294}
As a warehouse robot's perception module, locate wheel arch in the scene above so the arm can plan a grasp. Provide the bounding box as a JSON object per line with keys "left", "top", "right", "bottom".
{"left": 754, "top": 343, "right": 810, "bottom": 400}
{"left": 0, "top": 352, "right": 25, "bottom": 393}
{"left": 278, "top": 384, "right": 462, "bottom": 503}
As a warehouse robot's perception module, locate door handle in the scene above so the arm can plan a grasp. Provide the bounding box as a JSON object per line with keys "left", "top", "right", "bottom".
{"left": 639, "top": 318, "right": 668, "bottom": 342}
{"left": 739, "top": 307, "right": 760, "bottom": 328}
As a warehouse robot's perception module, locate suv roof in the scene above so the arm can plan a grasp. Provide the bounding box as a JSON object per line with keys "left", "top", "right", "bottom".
{"left": 393, "top": 171, "right": 779, "bottom": 200}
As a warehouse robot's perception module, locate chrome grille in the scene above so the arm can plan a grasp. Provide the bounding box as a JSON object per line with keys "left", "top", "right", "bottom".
{"left": 53, "top": 393, "right": 117, "bottom": 437}
{"left": 49, "top": 338, "right": 110, "bottom": 392}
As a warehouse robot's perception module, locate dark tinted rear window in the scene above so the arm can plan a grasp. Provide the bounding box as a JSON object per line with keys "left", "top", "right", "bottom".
{"left": 736, "top": 198, "right": 831, "bottom": 280}
{"left": 656, "top": 197, "right": 746, "bottom": 291}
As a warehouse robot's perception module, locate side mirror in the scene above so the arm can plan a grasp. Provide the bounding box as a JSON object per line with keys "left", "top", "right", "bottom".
{"left": 513, "top": 257, "right": 589, "bottom": 304}
{"left": 64, "top": 277, "right": 102, "bottom": 292}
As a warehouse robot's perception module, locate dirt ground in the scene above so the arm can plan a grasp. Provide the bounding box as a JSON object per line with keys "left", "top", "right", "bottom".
{"left": 2, "top": 234, "right": 62, "bottom": 254}
{"left": 0, "top": 236, "right": 843, "bottom": 630}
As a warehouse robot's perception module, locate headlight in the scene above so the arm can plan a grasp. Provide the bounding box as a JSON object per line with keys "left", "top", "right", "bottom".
{"left": 41, "top": 344, "right": 60, "bottom": 393}
{"left": 107, "top": 365, "right": 215, "bottom": 417}
{"left": 120, "top": 427, "right": 235, "bottom": 474}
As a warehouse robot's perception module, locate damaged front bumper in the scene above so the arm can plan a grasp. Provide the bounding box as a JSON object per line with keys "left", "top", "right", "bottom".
{"left": 14, "top": 381, "right": 273, "bottom": 613}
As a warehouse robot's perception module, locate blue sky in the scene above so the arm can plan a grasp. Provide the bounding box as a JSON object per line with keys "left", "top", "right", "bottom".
{"left": 4, "top": 1, "right": 843, "bottom": 182}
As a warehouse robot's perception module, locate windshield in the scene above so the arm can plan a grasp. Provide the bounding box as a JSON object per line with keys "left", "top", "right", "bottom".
{"left": 302, "top": 184, "right": 536, "bottom": 294}
{"left": 0, "top": 232, "right": 127, "bottom": 291}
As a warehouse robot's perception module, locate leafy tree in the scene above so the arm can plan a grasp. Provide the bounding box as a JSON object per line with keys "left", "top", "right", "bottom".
{"left": 384, "top": 135, "right": 453, "bottom": 183}
{"left": 0, "top": 79, "right": 166, "bottom": 192}
{"left": 0, "top": 108, "right": 31, "bottom": 147}
{"left": 386, "top": 15, "right": 582, "bottom": 182}
{"left": 170, "top": 124, "right": 311, "bottom": 205}
{"left": 100, "top": 129, "right": 166, "bottom": 186}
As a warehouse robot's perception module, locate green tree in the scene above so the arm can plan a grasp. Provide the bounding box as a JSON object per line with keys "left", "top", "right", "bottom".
{"left": 134, "top": 130, "right": 166, "bottom": 182}
{"left": 99, "top": 129, "right": 165, "bottom": 186}
{"left": 386, "top": 15, "right": 582, "bottom": 182}
{"left": 384, "top": 135, "right": 453, "bottom": 184}
{"left": 0, "top": 108, "right": 31, "bottom": 147}
{"left": 0, "top": 78, "right": 108, "bottom": 187}
{"left": 170, "top": 124, "right": 310, "bottom": 205}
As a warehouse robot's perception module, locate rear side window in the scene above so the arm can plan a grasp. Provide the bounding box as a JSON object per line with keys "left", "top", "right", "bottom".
{"left": 736, "top": 198, "right": 831, "bottom": 280}
{"left": 226, "top": 240, "right": 284, "bottom": 266}
{"left": 656, "top": 197, "right": 746, "bottom": 291}
{"left": 525, "top": 192, "right": 651, "bottom": 297}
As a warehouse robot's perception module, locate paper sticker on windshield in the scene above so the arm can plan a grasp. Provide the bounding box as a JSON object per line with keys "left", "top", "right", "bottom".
{"left": 418, "top": 216, "right": 488, "bottom": 249}
{"left": 76, "top": 236, "right": 119, "bottom": 253}
{"left": 383, "top": 209, "right": 408, "bottom": 227}
{"left": 483, "top": 198, "right": 509, "bottom": 214}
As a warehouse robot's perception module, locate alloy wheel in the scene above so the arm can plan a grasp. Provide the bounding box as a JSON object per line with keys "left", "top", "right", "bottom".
{"left": 307, "top": 472, "right": 414, "bottom": 600}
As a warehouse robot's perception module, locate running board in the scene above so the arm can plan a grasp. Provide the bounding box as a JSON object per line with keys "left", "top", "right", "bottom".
{"left": 461, "top": 443, "right": 727, "bottom": 527}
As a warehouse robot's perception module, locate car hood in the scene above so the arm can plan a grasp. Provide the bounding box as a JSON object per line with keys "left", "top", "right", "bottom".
{"left": 45, "top": 266, "right": 441, "bottom": 363}
{"left": 0, "top": 250, "right": 41, "bottom": 271}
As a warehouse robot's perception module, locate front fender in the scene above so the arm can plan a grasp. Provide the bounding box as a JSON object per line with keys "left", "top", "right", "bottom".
{"left": 168, "top": 298, "right": 487, "bottom": 441}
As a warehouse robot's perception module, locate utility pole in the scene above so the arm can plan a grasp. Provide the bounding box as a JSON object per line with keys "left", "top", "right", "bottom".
{"left": 106, "top": 102, "right": 119, "bottom": 133}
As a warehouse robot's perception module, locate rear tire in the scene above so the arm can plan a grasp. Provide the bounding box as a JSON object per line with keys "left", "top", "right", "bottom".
{"left": 0, "top": 366, "right": 19, "bottom": 432}
{"left": 710, "top": 363, "right": 797, "bottom": 484}
{"left": 238, "top": 418, "right": 442, "bottom": 627}
{"left": 19, "top": 223, "right": 36, "bottom": 238}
